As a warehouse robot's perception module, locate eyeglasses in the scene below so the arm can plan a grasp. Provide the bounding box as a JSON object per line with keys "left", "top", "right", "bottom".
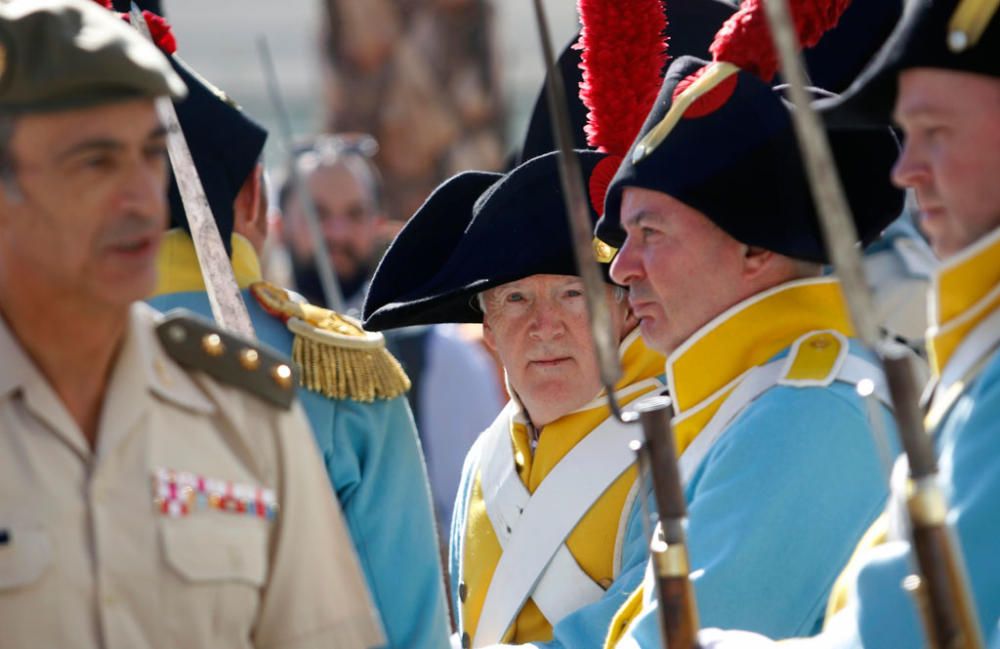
{"left": 291, "top": 133, "right": 379, "bottom": 165}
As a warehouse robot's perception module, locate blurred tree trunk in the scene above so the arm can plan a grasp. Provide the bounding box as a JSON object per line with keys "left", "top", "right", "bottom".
{"left": 322, "top": 0, "right": 504, "bottom": 222}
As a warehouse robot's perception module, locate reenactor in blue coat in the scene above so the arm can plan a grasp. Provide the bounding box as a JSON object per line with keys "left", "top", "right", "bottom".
{"left": 593, "top": 0, "right": 912, "bottom": 645}
{"left": 126, "top": 10, "right": 450, "bottom": 649}
{"left": 689, "top": 0, "right": 1000, "bottom": 648}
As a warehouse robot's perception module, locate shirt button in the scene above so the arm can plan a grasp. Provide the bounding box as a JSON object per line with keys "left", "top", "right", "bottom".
{"left": 458, "top": 581, "right": 468, "bottom": 602}
{"left": 461, "top": 632, "right": 471, "bottom": 649}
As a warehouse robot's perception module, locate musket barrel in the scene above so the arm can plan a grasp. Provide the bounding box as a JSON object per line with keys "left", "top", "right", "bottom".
{"left": 882, "top": 348, "right": 938, "bottom": 479}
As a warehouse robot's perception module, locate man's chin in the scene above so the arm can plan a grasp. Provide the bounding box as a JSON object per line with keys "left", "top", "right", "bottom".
{"left": 639, "top": 318, "right": 672, "bottom": 356}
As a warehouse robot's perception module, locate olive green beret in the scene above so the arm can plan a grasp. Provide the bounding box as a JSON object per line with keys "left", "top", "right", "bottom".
{"left": 0, "top": 0, "right": 186, "bottom": 113}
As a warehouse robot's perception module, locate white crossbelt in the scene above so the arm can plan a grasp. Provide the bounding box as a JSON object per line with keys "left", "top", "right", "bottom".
{"left": 472, "top": 397, "right": 651, "bottom": 646}
{"left": 678, "top": 352, "right": 891, "bottom": 484}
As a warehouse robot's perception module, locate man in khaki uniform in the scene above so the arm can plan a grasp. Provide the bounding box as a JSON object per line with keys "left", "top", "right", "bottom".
{"left": 0, "top": 1, "right": 382, "bottom": 648}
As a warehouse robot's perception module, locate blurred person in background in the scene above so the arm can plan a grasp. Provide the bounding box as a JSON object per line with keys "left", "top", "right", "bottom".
{"left": 278, "top": 136, "right": 504, "bottom": 533}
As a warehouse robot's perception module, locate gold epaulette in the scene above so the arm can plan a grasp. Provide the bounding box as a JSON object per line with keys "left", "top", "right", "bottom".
{"left": 249, "top": 281, "right": 411, "bottom": 402}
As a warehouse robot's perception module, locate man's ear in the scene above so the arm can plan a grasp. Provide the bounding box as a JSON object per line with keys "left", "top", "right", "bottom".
{"left": 481, "top": 316, "right": 497, "bottom": 353}
{"left": 742, "top": 244, "right": 775, "bottom": 279}
{"left": 234, "top": 163, "right": 263, "bottom": 230}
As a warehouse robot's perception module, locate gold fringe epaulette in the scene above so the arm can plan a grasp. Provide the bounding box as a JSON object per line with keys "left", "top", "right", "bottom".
{"left": 249, "top": 281, "right": 411, "bottom": 402}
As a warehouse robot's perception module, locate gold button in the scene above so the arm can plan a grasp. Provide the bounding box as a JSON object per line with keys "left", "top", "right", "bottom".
{"left": 593, "top": 238, "right": 618, "bottom": 263}
{"left": 270, "top": 363, "right": 293, "bottom": 389}
{"left": 461, "top": 632, "right": 471, "bottom": 649}
{"left": 201, "top": 333, "right": 225, "bottom": 357}
{"left": 239, "top": 348, "right": 261, "bottom": 371}
{"left": 599, "top": 577, "right": 613, "bottom": 589}
{"left": 458, "top": 581, "right": 468, "bottom": 602}
{"left": 810, "top": 337, "right": 830, "bottom": 349}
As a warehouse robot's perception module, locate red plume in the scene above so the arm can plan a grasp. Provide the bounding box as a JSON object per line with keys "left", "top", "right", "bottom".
{"left": 119, "top": 10, "right": 178, "bottom": 55}
{"left": 709, "top": 0, "right": 851, "bottom": 82}
{"left": 577, "top": 0, "right": 668, "bottom": 156}
{"left": 91, "top": 0, "right": 114, "bottom": 8}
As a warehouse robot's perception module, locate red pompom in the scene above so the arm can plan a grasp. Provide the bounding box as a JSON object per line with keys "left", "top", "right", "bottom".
{"left": 119, "top": 10, "right": 178, "bottom": 55}
{"left": 143, "top": 11, "right": 177, "bottom": 54}
{"left": 672, "top": 67, "right": 738, "bottom": 119}
{"left": 588, "top": 154, "right": 622, "bottom": 215}
{"left": 709, "top": 0, "right": 851, "bottom": 82}
{"left": 578, "top": 0, "right": 668, "bottom": 155}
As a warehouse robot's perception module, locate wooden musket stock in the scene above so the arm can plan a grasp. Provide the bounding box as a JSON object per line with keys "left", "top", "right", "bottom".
{"left": 634, "top": 396, "right": 700, "bottom": 649}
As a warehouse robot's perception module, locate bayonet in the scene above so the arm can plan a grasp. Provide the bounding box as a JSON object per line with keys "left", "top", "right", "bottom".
{"left": 256, "top": 36, "right": 345, "bottom": 312}
{"left": 130, "top": 3, "right": 255, "bottom": 339}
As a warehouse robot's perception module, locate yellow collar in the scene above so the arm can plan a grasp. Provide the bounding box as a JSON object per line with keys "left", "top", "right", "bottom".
{"left": 927, "top": 225, "right": 1000, "bottom": 376}
{"left": 152, "top": 229, "right": 263, "bottom": 296}
{"left": 666, "top": 278, "right": 854, "bottom": 450}
{"left": 509, "top": 329, "right": 666, "bottom": 490}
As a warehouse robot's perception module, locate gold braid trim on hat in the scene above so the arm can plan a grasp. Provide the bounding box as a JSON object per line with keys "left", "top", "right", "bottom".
{"left": 948, "top": 0, "right": 1000, "bottom": 51}
{"left": 632, "top": 62, "right": 739, "bottom": 164}
{"left": 249, "top": 281, "right": 410, "bottom": 402}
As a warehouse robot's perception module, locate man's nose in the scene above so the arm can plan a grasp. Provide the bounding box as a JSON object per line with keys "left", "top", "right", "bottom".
{"left": 891, "top": 138, "right": 928, "bottom": 191}
{"left": 528, "top": 299, "right": 567, "bottom": 341}
{"left": 609, "top": 238, "right": 641, "bottom": 286}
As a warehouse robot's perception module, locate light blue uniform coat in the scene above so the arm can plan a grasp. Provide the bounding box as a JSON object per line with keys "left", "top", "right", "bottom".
{"left": 618, "top": 342, "right": 892, "bottom": 647}
{"left": 841, "top": 349, "right": 1000, "bottom": 649}
{"left": 149, "top": 290, "right": 451, "bottom": 649}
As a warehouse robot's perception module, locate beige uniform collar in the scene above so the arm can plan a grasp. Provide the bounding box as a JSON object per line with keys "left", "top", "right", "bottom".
{"left": 0, "top": 302, "right": 215, "bottom": 459}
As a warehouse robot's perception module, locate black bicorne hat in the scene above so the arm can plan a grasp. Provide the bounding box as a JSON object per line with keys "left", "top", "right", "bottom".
{"left": 167, "top": 57, "right": 268, "bottom": 255}
{"left": 363, "top": 152, "right": 609, "bottom": 330}
{"left": 822, "top": 0, "right": 1000, "bottom": 126}
{"left": 362, "top": 171, "right": 501, "bottom": 329}
{"left": 596, "top": 56, "right": 904, "bottom": 263}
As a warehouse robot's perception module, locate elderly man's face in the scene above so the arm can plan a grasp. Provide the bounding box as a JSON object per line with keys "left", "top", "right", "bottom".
{"left": 892, "top": 68, "right": 1000, "bottom": 259}
{"left": 610, "top": 187, "right": 754, "bottom": 356}
{"left": 286, "top": 161, "right": 384, "bottom": 284}
{"left": 0, "top": 99, "right": 168, "bottom": 310}
{"left": 481, "top": 274, "right": 630, "bottom": 428}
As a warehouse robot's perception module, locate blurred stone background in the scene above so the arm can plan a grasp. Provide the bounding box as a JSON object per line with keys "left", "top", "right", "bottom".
{"left": 162, "top": 0, "right": 578, "bottom": 222}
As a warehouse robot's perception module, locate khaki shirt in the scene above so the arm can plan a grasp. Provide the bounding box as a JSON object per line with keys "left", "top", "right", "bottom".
{"left": 0, "top": 302, "right": 384, "bottom": 649}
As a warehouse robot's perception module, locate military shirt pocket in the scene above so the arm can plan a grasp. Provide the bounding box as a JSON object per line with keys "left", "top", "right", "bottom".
{"left": 159, "top": 517, "right": 269, "bottom": 644}
{"left": 161, "top": 517, "right": 268, "bottom": 585}
{"left": 0, "top": 519, "right": 52, "bottom": 591}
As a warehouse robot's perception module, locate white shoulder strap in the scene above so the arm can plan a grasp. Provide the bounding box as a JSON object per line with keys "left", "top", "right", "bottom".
{"left": 474, "top": 407, "right": 647, "bottom": 646}
{"left": 678, "top": 342, "right": 890, "bottom": 484}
